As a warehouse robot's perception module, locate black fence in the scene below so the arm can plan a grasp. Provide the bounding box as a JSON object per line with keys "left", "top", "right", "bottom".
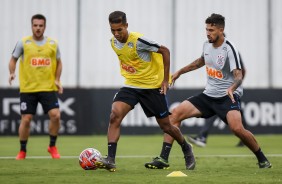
{"left": 0, "top": 88, "right": 281, "bottom": 135}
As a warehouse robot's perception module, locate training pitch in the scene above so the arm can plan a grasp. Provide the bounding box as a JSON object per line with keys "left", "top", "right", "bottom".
{"left": 0, "top": 135, "right": 281, "bottom": 184}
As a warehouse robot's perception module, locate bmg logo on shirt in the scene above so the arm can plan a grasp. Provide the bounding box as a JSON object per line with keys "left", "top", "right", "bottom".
{"left": 121, "top": 63, "right": 136, "bottom": 74}
{"left": 30, "top": 58, "right": 51, "bottom": 67}
{"left": 206, "top": 66, "right": 223, "bottom": 79}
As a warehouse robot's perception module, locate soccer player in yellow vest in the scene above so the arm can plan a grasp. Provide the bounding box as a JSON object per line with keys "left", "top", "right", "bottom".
{"left": 96, "top": 11, "right": 195, "bottom": 172}
{"left": 9, "top": 14, "right": 63, "bottom": 160}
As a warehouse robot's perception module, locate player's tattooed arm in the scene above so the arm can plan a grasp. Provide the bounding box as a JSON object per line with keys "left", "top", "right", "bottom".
{"left": 227, "top": 69, "right": 243, "bottom": 103}
{"left": 231, "top": 69, "right": 243, "bottom": 90}
{"left": 179, "top": 57, "right": 205, "bottom": 74}
{"left": 171, "top": 57, "right": 205, "bottom": 85}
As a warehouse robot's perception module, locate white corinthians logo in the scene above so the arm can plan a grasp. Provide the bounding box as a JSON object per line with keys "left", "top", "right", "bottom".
{"left": 20, "top": 102, "right": 27, "bottom": 111}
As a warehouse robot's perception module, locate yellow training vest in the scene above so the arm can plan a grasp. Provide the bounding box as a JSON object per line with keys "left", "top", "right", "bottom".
{"left": 19, "top": 36, "right": 58, "bottom": 92}
{"left": 111, "top": 32, "right": 165, "bottom": 88}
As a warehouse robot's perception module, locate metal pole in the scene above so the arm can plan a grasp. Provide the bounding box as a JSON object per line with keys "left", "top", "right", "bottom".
{"left": 171, "top": 0, "right": 176, "bottom": 73}
{"left": 76, "top": 0, "right": 81, "bottom": 88}
{"left": 267, "top": 0, "right": 272, "bottom": 88}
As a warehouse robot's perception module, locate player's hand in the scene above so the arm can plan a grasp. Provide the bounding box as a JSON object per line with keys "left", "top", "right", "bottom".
{"left": 55, "top": 80, "right": 63, "bottom": 94}
{"left": 9, "top": 73, "right": 16, "bottom": 85}
{"left": 170, "top": 71, "right": 181, "bottom": 87}
{"left": 160, "top": 80, "right": 169, "bottom": 95}
{"left": 226, "top": 88, "right": 235, "bottom": 103}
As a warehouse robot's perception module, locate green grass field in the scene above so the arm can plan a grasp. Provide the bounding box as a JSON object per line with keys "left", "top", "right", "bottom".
{"left": 0, "top": 135, "right": 281, "bottom": 184}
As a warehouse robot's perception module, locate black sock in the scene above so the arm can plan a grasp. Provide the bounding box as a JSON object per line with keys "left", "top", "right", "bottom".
{"left": 108, "top": 142, "right": 117, "bottom": 159}
{"left": 20, "top": 140, "right": 27, "bottom": 152}
{"left": 180, "top": 140, "right": 191, "bottom": 155}
{"left": 254, "top": 148, "right": 268, "bottom": 163}
{"left": 49, "top": 135, "right": 57, "bottom": 147}
{"left": 160, "top": 142, "right": 172, "bottom": 161}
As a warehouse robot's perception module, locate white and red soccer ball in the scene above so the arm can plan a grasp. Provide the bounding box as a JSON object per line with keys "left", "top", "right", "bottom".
{"left": 79, "top": 148, "right": 102, "bottom": 170}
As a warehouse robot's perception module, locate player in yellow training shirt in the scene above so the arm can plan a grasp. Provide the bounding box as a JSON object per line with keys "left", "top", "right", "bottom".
{"left": 9, "top": 14, "right": 63, "bottom": 160}
{"left": 95, "top": 11, "right": 195, "bottom": 172}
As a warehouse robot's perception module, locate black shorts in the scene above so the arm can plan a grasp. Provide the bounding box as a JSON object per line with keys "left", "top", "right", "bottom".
{"left": 20, "top": 92, "right": 59, "bottom": 115}
{"left": 113, "top": 87, "right": 170, "bottom": 118}
{"left": 187, "top": 93, "right": 241, "bottom": 124}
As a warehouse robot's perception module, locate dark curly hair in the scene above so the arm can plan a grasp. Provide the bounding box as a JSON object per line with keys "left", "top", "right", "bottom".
{"left": 205, "top": 13, "right": 225, "bottom": 28}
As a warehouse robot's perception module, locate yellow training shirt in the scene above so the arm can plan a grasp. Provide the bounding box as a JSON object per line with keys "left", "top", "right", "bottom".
{"left": 19, "top": 36, "right": 58, "bottom": 92}
{"left": 111, "top": 32, "right": 166, "bottom": 88}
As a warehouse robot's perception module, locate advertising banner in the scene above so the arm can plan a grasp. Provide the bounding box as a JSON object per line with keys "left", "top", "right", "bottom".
{"left": 0, "top": 89, "right": 281, "bottom": 135}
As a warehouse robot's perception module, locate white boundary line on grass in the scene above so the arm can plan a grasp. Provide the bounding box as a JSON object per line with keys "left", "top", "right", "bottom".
{"left": 0, "top": 154, "right": 282, "bottom": 159}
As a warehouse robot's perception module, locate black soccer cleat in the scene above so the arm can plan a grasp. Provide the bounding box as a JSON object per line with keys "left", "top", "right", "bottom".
{"left": 145, "top": 157, "right": 170, "bottom": 169}
{"left": 258, "top": 160, "right": 272, "bottom": 169}
{"left": 96, "top": 156, "right": 116, "bottom": 172}
{"left": 184, "top": 143, "right": 196, "bottom": 170}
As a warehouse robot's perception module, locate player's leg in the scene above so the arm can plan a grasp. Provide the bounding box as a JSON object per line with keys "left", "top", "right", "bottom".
{"left": 16, "top": 114, "right": 33, "bottom": 160}
{"left": 40, "top": 92, "right": 61, "bottom": 159}
{"left": 48, "top": 108, "right": 60, "bottom": 136}
{"left": 227, "top": 110, "right": 271, "bottom": 168}
{"left": 162, "top": 94, "right": 213, "bottom": 149}
{"left": 167, "top": 100, "right": 201, "bottom": 169}
{"left": 158, "top": 117, "right": 196, "bottom": 170}
{"left": 227, "top": 110, "right": 258, "bottom": 150}
{"left": 236, "top": 110, "right": 247, "bottom": 147}
{"left": 47, "top": 108, "right": 61, "bottom": 159}
{"left": 96, "top": 101, "right": 132, "bottom": 172}
{"left": 18, "top": 114, "right": 33, "bottom": 144}
{"left": 16, "top": 93, "right": 37, "bottom": 160}
{"left": 107, "top": 101, "right": 132, "bottom": 146}
{"left": 146, "top": 116, "right": 196, "bottom": 170}
{"left": 164, "top": 100, "right": 202, "bottom": 143}
{"left": 97, "top": 88, "right": 137, "bottom": 172}
{"left": 145, "top": 100, "right": 201, "bottom": 170}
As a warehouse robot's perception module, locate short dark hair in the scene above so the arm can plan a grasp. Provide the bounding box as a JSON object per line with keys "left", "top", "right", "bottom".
{"left": 109, "top": 11, "right": 127, "bottom": 24}
{"left": 31, "top": 14, "right": 46, "bottom": 26}
{"left": 205, "top": 13, "right": 225, "bottom": 28}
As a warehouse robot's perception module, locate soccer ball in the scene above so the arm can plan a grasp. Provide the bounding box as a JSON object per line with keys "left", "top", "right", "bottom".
{"left": 79, "top": 148, "right": 102, "bottom": 170}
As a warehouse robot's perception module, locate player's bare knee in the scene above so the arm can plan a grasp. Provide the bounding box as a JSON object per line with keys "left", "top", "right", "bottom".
{"left": 22, "top": 114, "right": 32, "bottom": 122}
{"left": 169, "top": 117, "right": 181, "bottom": 127}
{"left": 170, "top": 108, "right": 179, "bottom": 117}
{"left": 161, "top": 124, "right": 174, "bottom": 134}
{"left": 170, "top": 108, "right": 187, "bottom": 124}
{"left": 48, "top": 108, "right": 61, "bottom": 121}
{"left": 50, "top": 112, "right": 60, "bottom": 122}
{"left": 109, "top": 111, "right": 122, "bottom": 125}
{"left": 231, "top": 126, "right": 244, "bottom": 136}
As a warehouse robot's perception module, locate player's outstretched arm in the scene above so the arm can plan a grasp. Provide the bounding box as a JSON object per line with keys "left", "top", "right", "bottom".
{"left": 171, "top": 57, "right": 205, "bottom": 86}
